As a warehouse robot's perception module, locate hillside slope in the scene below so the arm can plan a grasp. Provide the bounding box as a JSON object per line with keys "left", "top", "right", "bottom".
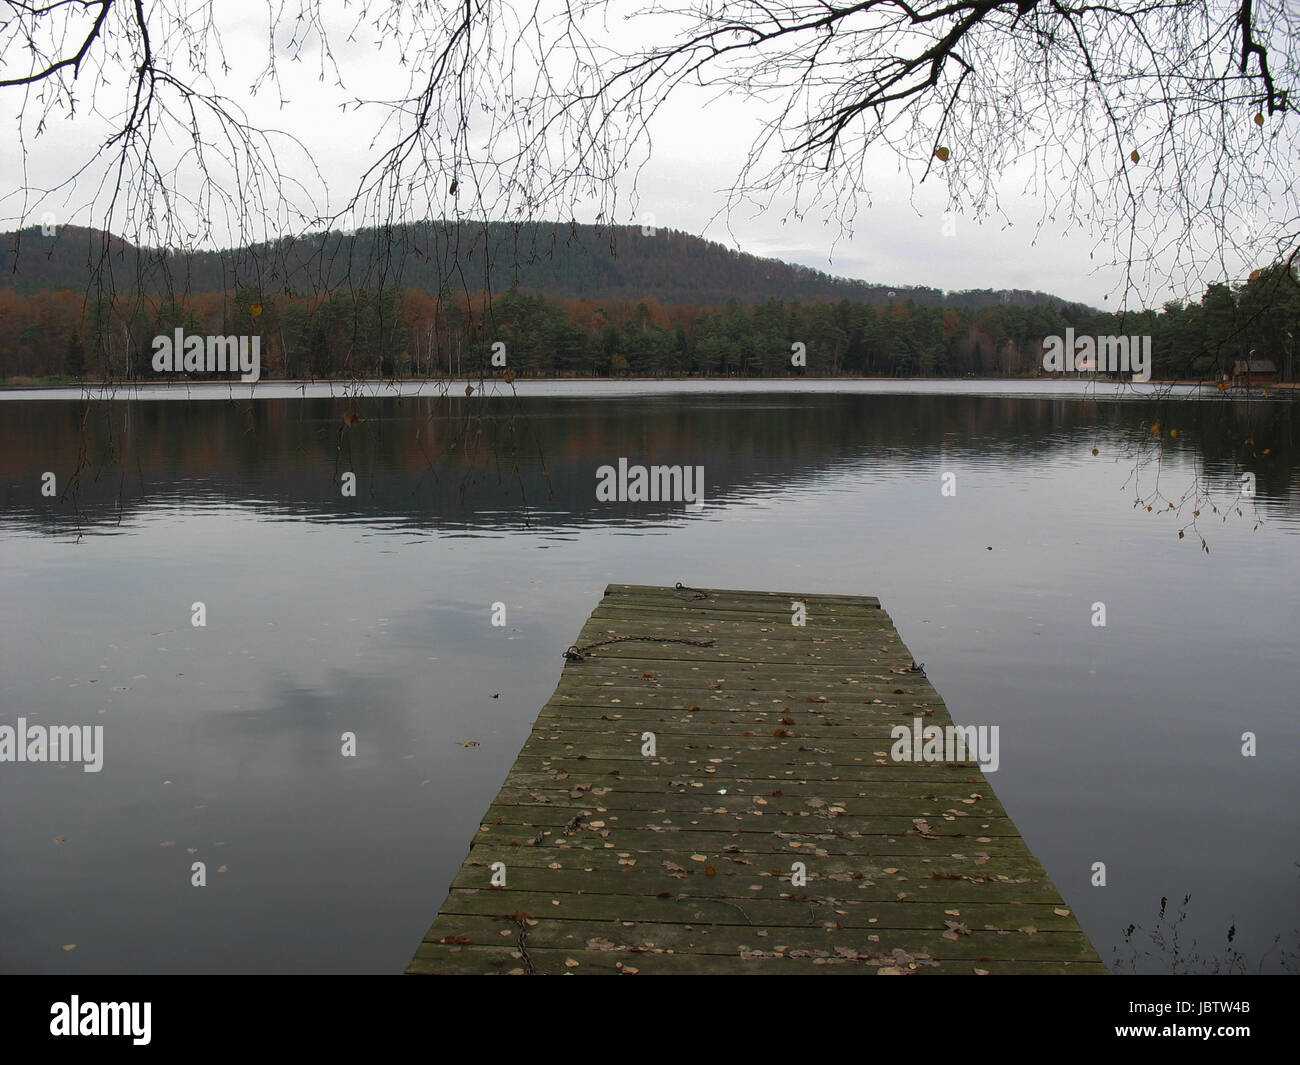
{"left": 1, "top": 221, "right": 1086, "bottom": 313}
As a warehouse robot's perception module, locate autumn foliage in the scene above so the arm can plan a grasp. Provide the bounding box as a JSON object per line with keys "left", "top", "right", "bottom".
{"left": 1, "top": 266, "right": 1296, "bottom": 383}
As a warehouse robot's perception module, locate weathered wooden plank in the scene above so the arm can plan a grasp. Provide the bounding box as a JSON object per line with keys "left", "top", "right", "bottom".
{"left": 505, "top": 765, "right": 989, "bottom": 789}
{"left": 408, "top": 943, "right": 1107, "bottom": 975}
{"left": 578, "top": 613, "right": 896, "bottom": 636}
{"left": 526, "top": 721, "right": 948, "bottom": 740}
{"left": 553, "top": 673, "right": 935, "bottom": 692}
{"left": 519, "top": 728, "right": 975, "bottom": 749}
{"left": 476, "top": 809, "right": 1012, "bottom": 837}
{"left": 505, "top": 758, "right": 988, "bottom": 786}
{"left": 447, "top": 865, "right": 1062, "bottom": 903}
{"left": 476, "top": 825, "right": 1024, "bottom": 851}
{"left": 603, "top": 583, "right": 883, "bottom": 606}
{"left": 436, "top": 889, "right": 1063, "bottom": 928}
{"left": 454, "top": 847, "right": 1049, "bottom": 882}
{"left": 478, "top": 794, "right": 1007, "bottom": 822}
{"left": 574, "top": 615, "right": 901, "bottom": 639}
{"left": 420, "top": 914, "right": 1097, "bottom": 962}
{"left": 547, "top": 688, "right": 927, "bottom": 707}
{"left": 407, "top": 585, "right": 1102, "bottom": 974}
{"left": 494, "top": 778, "right": 999, "bottom": 800}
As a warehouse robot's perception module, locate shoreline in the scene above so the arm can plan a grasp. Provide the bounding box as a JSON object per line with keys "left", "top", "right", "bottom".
{"left": 1, "top": 374, "right": 1293, "bottom": 393}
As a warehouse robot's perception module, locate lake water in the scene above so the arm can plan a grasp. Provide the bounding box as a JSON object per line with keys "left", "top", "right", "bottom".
{"left": 1, "top": 380, "right": 1296, "bottom": 974}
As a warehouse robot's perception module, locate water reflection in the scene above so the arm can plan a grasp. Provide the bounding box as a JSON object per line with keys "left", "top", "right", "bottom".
{"left": 2, "top": 390, "right": 1296, "bottom": 536}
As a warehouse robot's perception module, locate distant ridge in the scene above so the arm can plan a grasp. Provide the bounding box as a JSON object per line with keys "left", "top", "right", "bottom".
{"left": 1, "top": 220, "right": 1089, "bottom": 313}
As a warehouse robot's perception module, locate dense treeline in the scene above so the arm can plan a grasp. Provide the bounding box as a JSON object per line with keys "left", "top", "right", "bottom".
{"left": 2, "top": 264, "right": 1296, "bottom": 383}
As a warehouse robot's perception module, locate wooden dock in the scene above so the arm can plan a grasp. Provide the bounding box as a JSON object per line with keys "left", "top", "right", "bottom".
{"left": 408, "top": 584, "right": 1103, "bottom": 974}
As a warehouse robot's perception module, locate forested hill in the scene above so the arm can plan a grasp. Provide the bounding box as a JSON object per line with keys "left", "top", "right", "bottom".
{"left": 1, "top": 221, "right": 1083, "bottom": 312}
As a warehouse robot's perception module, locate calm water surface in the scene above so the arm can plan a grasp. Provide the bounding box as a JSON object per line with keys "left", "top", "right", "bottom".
{"left": 1, "top": 382, "right": 1297, "bottom": 973}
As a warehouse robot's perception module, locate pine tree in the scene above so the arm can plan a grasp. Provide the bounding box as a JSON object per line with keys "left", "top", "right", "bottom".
{"left": 65, "top": 330, "right": 86, "bottom": 379}
{"left": 309, "top": 319, "right": 331, "bottom": 379}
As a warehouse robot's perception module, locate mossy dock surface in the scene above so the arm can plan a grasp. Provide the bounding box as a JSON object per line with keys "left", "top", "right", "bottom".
{"left": 408, "top": 584, "right": 1103, "bottom": 974}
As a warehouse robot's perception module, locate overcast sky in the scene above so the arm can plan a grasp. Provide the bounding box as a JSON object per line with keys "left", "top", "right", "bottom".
{"left": 2, "top": 2, "right": 1288, "bottom": 310}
